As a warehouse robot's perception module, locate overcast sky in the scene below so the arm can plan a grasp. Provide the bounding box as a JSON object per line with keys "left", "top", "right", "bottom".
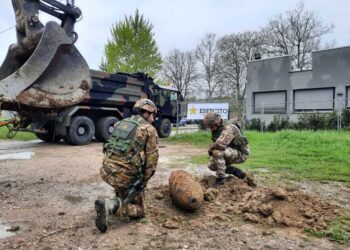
{"left": 0, "top": 0, "right": 349, "bottom": 70}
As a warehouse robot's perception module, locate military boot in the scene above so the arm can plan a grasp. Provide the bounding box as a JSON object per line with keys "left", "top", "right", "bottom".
{"left": 95, "top": 197, "right": 121, "bottom": 233}
{"left": 225, "top": 166, "right": 246, "bottom": 179}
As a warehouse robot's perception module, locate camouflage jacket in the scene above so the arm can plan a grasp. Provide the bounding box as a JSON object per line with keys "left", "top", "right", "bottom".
{"left": 210, "top": 122, "right": 248, "bottom": 154}
{"left": 103, "top": 115, "right": 159, "bottom": 184}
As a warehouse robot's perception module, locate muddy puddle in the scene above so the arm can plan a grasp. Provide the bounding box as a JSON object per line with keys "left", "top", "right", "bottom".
{"left": 0, "top": 152, "right": 35, "bottom": 160}
{"left": 0, "top": 221, "right": 31, "bottom": 239}
{"left": 0, "top": 140, "right": 41, "bottom": 150}
{"left": 0, "top": 223, "right": 16, "bottom": 240}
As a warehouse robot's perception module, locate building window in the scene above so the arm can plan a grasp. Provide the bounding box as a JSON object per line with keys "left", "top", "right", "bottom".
{"left": 347, "top": 86, "right": 350, "bottom": 108}
{"left": 293, "top": 87, "right": 334, "bottom": 112}
{"left": 253, "top": 91, "right": 287, "bottom": 113}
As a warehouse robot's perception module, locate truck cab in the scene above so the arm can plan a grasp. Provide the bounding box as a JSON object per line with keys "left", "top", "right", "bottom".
{"left": 153, "top": 85, "right": 182, "bottom": 137}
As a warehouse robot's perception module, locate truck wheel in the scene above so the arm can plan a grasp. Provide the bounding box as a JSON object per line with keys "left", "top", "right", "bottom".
{"left": 95, "top": 116, "right": 118, "bottom": 142}
{"left": 35, "top": 122, "right": 61, "bottom": 143}
{"left": 157, "top": 118, "right": 172, "bottom": 138}
{"left": 65, "top": 116, "right": 95, "bottom": 145}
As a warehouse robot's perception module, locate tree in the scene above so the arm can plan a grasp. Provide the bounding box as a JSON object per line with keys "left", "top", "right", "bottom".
{"left": 100, "top": 9, "right": 162, "bottom": 77}
{"left": 161, "top": 49, "right": 198, "bottom": 100}
{"left": 195, "top": 33, "right": 221, "bottom": 101}
{"left": 217, "top": 31, "right": 265, "bottom": 101}
{"left": 263, "top": 1, "right": 334, "bottom": 70}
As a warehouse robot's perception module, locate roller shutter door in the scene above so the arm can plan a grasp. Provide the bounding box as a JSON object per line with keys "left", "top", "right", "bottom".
{"left": 294, "top": 88, "right": 334, "bottom": 111}
{"left": 254, "top": 91, "right": 286, "bottom": 113}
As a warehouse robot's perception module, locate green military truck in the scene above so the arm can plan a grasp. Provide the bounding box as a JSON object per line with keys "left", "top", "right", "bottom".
{"left": 1, "top": 70, "right": 181, "bottom": 145}
{"left": 66, "top": 70, "right": 181, "bottom": 144}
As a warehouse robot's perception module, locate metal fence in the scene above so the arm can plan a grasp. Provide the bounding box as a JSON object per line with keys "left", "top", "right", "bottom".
{"left": 246, "top": 98, "right": 349, "bottom": 132}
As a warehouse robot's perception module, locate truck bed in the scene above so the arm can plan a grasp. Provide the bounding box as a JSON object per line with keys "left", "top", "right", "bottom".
{"left": 80, "top": 70, "right": 154, "bottom": 109}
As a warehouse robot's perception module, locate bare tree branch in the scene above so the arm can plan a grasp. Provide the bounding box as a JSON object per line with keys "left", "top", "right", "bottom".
{"left": 195, "top": 33, "right": 221, "bottom": 101}
{"left": 217, "top": 31, "right": 265, "bottom": 101}
{"left": 161, "top": 49, "right": 198, "bottom": 99}
{"left": 263, "top": 1, "right": 335, "bottom": 70}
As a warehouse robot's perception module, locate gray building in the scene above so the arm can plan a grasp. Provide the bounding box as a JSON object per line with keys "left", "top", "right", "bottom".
{"left": 246, "top": 46, "right": 350, "bottom": 124}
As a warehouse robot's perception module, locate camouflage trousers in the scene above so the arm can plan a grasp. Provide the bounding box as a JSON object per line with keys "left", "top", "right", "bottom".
{"left": 100, "top": 161, "right": 145, "bottom": 219}
{"left": 208, "top": 148, "right": 248, "bottom": 178}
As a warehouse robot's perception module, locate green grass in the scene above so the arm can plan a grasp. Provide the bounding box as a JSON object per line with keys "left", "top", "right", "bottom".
{"left": 304, "top": 215, "right": 350, "bottom": 244}
{"left": 0, "top": 125, "right": 37, "bottom": 140}
{"left": 189, "top": 154, "right": 208, "bottom": 165}
{"left": 164, "top": 130, "right": 350, "bottom": 183}
{"left": 165, "top": 130, "right": 211, "bottom": 147}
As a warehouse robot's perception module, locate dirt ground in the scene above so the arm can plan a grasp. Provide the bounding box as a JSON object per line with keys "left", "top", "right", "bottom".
{"left": 0, "top": 139, "right": 349, "bottom": 250}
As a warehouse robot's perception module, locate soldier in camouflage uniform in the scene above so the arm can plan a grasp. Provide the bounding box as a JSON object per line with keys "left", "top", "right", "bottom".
{"left": 95, "top": 98, "right": 159, "bottom": 233}
{"left": 203, "top": 112, "right": 255, "bottom": 187}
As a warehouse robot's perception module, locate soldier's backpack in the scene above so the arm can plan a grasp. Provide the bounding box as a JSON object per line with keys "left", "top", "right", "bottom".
{"left": 103, "top": 117, "right": 146, "bottom": 159}
{"left": 103, "top": 116, "right": 150, "bottom": 192}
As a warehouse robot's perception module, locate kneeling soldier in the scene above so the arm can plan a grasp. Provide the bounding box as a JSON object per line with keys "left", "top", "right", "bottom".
{"left": 95, "top": 99, "right": 159, "bottom": 233}
{"left": 203, "top": 112, "right": 255, "bottom": 187}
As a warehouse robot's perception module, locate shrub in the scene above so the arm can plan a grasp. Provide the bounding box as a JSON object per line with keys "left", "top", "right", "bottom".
{"left": 267, "top": 115, "right": 290, "bottom": 131}
{"left": 326, "top": 110, "right": 350, "bottom": 129}
{"left": 246, "top": 118, "right": 265, "bottom": 131}
{"left": 342, "top": 108, "right": 350, "bottom": 128}
{"left": 295, "top": 113, "right": 327, "bottom": 130}
{"left": 247, "top": 108, "right": 350, "bottom": 132}
{"left": 326, "top": 111, "right": 338, "bottom": 129}
{"left": 280, "top": 116, "right": 290, "bottom": 130}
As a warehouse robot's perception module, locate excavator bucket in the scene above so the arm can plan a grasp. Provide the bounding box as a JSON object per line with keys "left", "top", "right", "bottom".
{"left": 0, "top": 22, "right": 90, "bottom": 108}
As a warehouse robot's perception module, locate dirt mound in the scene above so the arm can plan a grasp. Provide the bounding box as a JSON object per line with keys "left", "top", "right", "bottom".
{"left": 145, "top": 175, "right": 340, "bottom": 231}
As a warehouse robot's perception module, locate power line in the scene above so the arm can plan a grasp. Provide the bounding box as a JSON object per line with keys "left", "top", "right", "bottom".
{"left": 0, "top": 25, "right": 15, "bottom": 35}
